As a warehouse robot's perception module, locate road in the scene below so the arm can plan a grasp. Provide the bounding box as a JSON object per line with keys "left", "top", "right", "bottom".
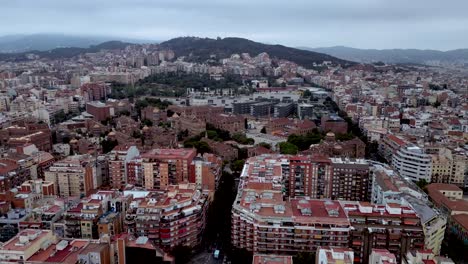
{"left": 188, "top": 252, "right": 224, "bottom": 264}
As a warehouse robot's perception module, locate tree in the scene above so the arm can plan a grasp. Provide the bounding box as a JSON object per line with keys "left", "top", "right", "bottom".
{"left": 260, "top": 127, "right": 267, "bottom": 134}
{"left": 232, "top": 133, "right": 255, "bottom": 145}
{"left": 206, "top": 130, "right": 219, "bottom": 140}
{"left": 287, "top": 131, "right": 323, "bottom": 151}
{"left": 302, "top": 89, "right": 312, "bottom": 98}
{"left": 258, "top": 142, "right": 271, "bottom": 149}
{"left": 279, "top": 142, "right": 298, "bottom": 154}
{"left": 244, "top": 118, "right": 248, "bottom": 129}
{"left": 230, "top": 160, "right": 245, "bottom": 173}
{"left": 206, "top": 123, "right": 231, "bottom": 141}
{"left": 101, "top": 139, "right": 118, "bottom": 153}
{"left": 416, "top": 179, "right": 429, "bottom": 190}
{"left": 142, "top": 119, "right": 153, "bottom": 127}
{"left": 184, "top": 139, "right": 212, "bottom": 155}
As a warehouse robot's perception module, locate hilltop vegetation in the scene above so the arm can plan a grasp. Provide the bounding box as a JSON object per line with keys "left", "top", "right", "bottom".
{"left": 161, "top": 37, "right": 353, "bottom": 68}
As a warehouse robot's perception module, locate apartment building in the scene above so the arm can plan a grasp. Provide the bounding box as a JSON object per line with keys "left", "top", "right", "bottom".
{"left": 190, "top": 153, "right": 222, "bottom": 191}
{"left": 139, "top": 149, "right": 196, "bottom": 190}
{"left": 371, "top": 167, "right": 446, "bottom": 255}
{"left": 124, "top": 184, "right": 209, "bottom": 250}
{"left": 392, "top": 145, "right": 432, "bottom": 182}
{"left": 316, "top": 246, "right": 354, "bottom": 264}
{"left": 126, "top": 158, "right": 144, "bottom": 187}
{"left": 369, "top": 249, "right": 397, "bottom": 264}
{"left": 286, "top": 155, "right": 332, "bottom": 198}
{"left": 378, "top": 134, "right": 407, "bottom": 162}
{"left": 241, "top": 155, "right": 371, "bottom": 201}
{"left": 86, "top": 101, "right": 113, "bottom": 122}
{"left": 44, "top": 155, "right": 95, "bottom": 197}
{"left": 0, "top": 229, "right": 111, "bottom": 264}
{"left": 427, "top": 147, "right": 467, "bottom": 188}
{"left": 250, "top": 102, "right": 275, "bottom": 117}
{"left": 232, "top": 189, "right": 351, "bottom": 254}
{"left": 451, "top": 150, "right": 468, "bottom": 188}
{"left": 273, "top": 102, "right": 295, "bottom": 118}
{"left": 341, "top": 201, "right": 425, "bottom": 263}
{"left": 427, "top": 183, "right": 468, "bottom": 215}
{"left": 0, "top": 229, "right": 56, "bottom": 263}
{"left": 20, "top": 179, "right": 55, "bottom": 196}
{"left": 233, "top": 156, "right": 351, "bottom": 255}
{"left": 233, "top": 155, "right": 426, "bottom": 263}
{"left": 403, "top": 249, "right": 455, "bottom": 264}
{"left": 431, "top": 150, "right": 453, "bottom": 184}
{"left": 108, "top": 145, "right": 140, "bottom": 189}
{"left": 330, "top": 157, "right": 370, "bottom": 201}
{"left": 56, "top": 191, "right": 118, "bottom": 240}
{"left": 286, "top": 155, "right": 370, "bottom": 201}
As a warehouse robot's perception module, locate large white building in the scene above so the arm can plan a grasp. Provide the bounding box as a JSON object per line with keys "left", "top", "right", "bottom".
{"left": 392, "top": 145, "right": 432, "bottom": 182}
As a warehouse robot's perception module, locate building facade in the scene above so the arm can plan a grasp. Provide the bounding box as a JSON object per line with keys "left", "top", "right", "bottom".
{"left": 44, "top": 155, "right": 95, "bottom": 197}
{"left": 392, "top": 145, "right": 432, "bottom": 182}
{"left": 124, "top": 184, "right": 209, "bottom": 250}
{"left": 108, "top": 145, "right": 140, "bottom": 189}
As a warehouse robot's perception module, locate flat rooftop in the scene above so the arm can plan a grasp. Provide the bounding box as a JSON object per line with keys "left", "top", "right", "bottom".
{"left": 1, "top": 229, "right": 51, "bottom": 252}
{"left": 252, "top": 254, "right": 293, "bottom": 264}
{"left": 141, "top": 148, "right": 196, "bottom": 160}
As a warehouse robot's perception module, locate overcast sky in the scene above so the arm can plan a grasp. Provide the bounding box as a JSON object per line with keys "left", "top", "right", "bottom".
{"left": 2, "top": 0, "right": 467, "bottom": 50}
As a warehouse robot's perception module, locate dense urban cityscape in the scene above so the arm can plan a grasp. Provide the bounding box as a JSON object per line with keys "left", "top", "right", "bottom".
{"left": 0, "top": 2, "right": 468, "bottom": 263}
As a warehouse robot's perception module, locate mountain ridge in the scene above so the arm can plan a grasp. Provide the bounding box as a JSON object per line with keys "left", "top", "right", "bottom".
{"left": 0, "top": 33, "right": 154, "bottom": 53}
{"left": 0, "top": 41, "right": 132, "bottom": 61}
{"left": 160, "top": 37, "right": 354, "bottom": 68}
{"left": 0, "top": 36, "right": 354, "bottom": 68}
{"left": 300, "top": 46, "right": 468, "bottom": 65}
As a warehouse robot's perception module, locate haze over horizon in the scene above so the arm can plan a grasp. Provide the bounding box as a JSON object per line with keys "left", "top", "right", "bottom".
{"left": 2, "top": 0, "right": 468, "bottom": 51}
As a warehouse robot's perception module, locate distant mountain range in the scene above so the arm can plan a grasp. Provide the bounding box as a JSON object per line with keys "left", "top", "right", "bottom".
{"left": 0, "top": 34, "right": 153, "bottom": 53}
{"left": 1, "top": 34, "right": 467, "bottom": 66}
{"left": 0, "top": 41, "right": 132, "bottom": 61}
{"left": 160, "top": 37, "right": 353, "bottom": 68}
{"left": 301, "top": 46, "right": 468, "bottom": 65}
{"left": 0, "top": 35, "right": 352, "bottom": 68}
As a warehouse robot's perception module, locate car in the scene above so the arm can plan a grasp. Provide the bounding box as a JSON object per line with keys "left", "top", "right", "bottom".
{"left": 213, "top": 249, "right": 220, "bottom": 259}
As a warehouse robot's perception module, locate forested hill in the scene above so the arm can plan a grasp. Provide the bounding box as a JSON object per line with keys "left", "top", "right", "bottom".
{"left": 160, "top": 37, "right": 354, "bottom": 68}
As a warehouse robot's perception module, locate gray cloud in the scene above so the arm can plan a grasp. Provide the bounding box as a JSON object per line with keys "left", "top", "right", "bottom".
{"left": 1, "top": 0, "right": 467, "bottom": 50}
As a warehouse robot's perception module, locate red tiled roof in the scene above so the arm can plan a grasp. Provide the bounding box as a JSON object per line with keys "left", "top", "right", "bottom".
{"left": 387, "top": 134, "right": 406, "bottom": 146}
{"left": 0, "top": 159, "right": 19, "bottom": 174}
{"left": 427, "top": 183, "right": 462, "bottom": 192}
{"left": 452, "top": 214, "right": 468, "bottom": 231}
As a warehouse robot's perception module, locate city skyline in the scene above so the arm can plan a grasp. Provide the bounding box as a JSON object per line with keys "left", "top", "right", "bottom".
{"left": 1, "top": 0, "right": 468, "bottom": 50}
